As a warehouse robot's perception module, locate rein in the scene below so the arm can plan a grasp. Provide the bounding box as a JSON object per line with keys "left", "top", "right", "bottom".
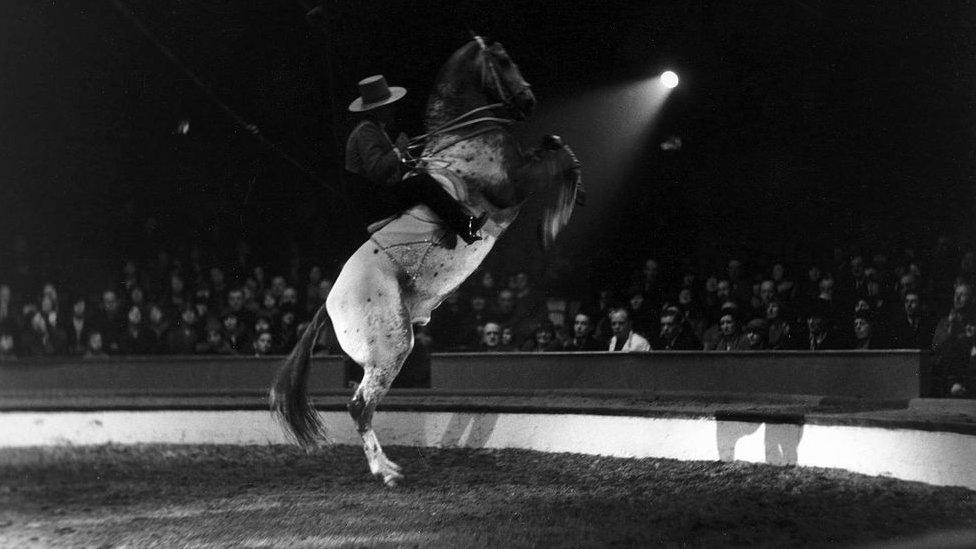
{"left": 406, "top": 37, "right": 524, "bottom": 162}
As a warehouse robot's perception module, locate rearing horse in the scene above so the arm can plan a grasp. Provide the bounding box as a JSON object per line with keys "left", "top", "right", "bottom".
{"left": 271, "top": 37, "right": 582, "bottom": 486}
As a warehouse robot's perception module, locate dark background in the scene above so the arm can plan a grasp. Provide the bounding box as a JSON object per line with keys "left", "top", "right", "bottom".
{"left": 2, "top": 0, "right": 974, "bottom": 293}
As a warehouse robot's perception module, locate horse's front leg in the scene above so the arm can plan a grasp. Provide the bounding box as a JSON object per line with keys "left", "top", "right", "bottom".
{"left": 539, "top": 135, "right": 584, "bottom": 205}
{"left": 515, "top": 136, "right": 584, "bottom": 203}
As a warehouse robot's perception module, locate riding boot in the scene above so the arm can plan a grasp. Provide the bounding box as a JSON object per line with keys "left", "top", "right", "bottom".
{"left": 403, "top": 173, "right": 487, "bottom": 244}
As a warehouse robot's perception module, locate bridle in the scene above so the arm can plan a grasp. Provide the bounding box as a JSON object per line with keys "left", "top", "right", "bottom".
{"left": 407, "top": 37, "right": 531, "bottom": 160}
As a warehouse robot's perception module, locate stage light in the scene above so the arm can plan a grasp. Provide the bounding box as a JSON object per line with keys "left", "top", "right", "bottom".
{"left": 660, "top": 71, "right": 679, "bottom": 89}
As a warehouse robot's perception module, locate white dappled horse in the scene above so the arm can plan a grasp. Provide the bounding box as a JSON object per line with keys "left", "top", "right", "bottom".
{"left": 271, "top": 36, "right": 582, "bottom": 486}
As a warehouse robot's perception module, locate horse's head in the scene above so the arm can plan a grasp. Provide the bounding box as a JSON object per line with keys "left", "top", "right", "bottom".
{"left": 472, "top": 36, "right": 536, "bottom": 120}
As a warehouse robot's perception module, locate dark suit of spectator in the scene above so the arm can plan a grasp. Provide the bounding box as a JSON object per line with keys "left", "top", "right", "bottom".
{"left": 166, "top": 307, "right": 201, "bottom": 354}
{"left": 652, "top": 312, "right": 701, "bottom": 351}
{"left": 888, "top": 293, "right": 935, "bottom": 349}
{"left": 92, "top": 290, "right": 124, "bottom": 354}
{"left": 932, "top": 283, "right": 974, "bottom": 352}
{"left": 932, "top": 324, "right": 976, "bottom": 398}
{"left": 65, "top": 299, "right": 91, "bottom": 356}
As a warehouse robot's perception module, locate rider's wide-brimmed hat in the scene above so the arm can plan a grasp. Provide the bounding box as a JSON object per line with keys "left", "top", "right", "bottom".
{"left": 348, "top": 75, "right": 407, "bottom": 112}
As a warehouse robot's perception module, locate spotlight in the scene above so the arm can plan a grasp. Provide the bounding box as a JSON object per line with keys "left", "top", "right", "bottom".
{"left": 176, "top": 119, "right": 191, "bottom": 135}
{"left": 660, "top": 71, "right": 679, "bottom": 89}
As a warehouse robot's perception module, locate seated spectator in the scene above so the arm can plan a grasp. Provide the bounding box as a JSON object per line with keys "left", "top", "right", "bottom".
{"left": 0, "top": 284, "right": 16, "bottom": 332}
{"left": 460, "top": 293, "right": 492, "bottom": 348}
{"left": 20, "top": 310, "right": 65, "bottom": 356}
{"left": 92, "top": 289, "right": 124, "bottom": 354}
{"left": 224, "top": 287, "right": 256, "bottom": 330}
{"left": 627, "top": 290, "right": 656, "bottom": 340}
{"left": 119, "top": 305, "right": 154, "bottom": 354}
{"left": 851, "top": 313, "right": 881, "bottom": 350}
{"left": 704, "top": 309, "right": 743, "bottom": 352}
{"left": 792, "top": 307, "right": 844, "bottom": 351}
{"left": 564, "top": 312, "right": 604, "bottom": 351}
{"left": 932, "top": 282, "right": 974, "bottom": 352}
{"left": 83, "top": 331, "right": 109, "bottom": 360}
{"left": 146, "top": 304, "right": 170, "bottom": 354}
{"left": 202, "top": 326, "right": 236, "bottom": 355}
{"left": 889, "top": 291, "right": 935, "bottom": 349}
{"left": 222, "top": 312, "right": 250, "bottom": 354}
{"left": 478, "top": 322, "right": 505, "bottom": 352}
{"left": 277, "top": 306, "right": 300, "bottom": 353}
{"left": 701, "top": 301, "right": 739, "bottom": 350}
{"left": 653, "top": 309, "right": 701, "bottom": 351}
{"left": 770, "top": 262, "right": 796, "bottom": 303}
{"left": 739, "top": 319, "right": 769, "bottom": 350}
{"left": 252, "top": 330, "right": 274, "bottom": 357}
{"left": 607, "top": 308, "right": 651, "bottom": 352}
{"left": 0, "top": 330, "right": 17, "bottom": 361}
{"left": 765, "top": 299, "right": 793, "bottom": 350}
{"left": 500, "top": 326, "right": 517, "bottom": 352}
{"left": 932, "top": 315, "right": 976, "bottom": 398}
{"left": 66, "top": 297, "right": 91, "bottom": 356}
{"left": 525, "top": 320, "right": 561, "bottom": 352}
{"left": 166, "top": 305, "right": 201, "bottom": 354}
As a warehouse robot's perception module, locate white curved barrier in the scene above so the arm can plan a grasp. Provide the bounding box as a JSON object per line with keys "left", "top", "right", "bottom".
{"left": 2, "top": 409, "right": 973, "bottom": 490}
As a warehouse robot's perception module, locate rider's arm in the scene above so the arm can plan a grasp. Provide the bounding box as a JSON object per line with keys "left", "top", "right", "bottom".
{"left": 354, "top": 122, "right": 405, "bottom": 187}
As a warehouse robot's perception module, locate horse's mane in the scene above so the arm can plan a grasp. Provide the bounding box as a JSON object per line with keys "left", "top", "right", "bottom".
{"left": 424, "top": 40, "right": 486, "bottom": 131}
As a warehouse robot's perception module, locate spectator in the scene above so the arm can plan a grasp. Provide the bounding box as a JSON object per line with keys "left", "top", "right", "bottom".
{"left": 92, "top": 290, "right": 124, "bottom": 354}
{"left": 20, "top": 310, "right": 65, "bottom": 356}
{"left": 460, "top": 293, "right": 492, "bottom": 348}
{"left": 0, "top": 330, "right": 17, "bottom": 361}
{"left": 851, "top": 313, "right": 881, "bottom": 350}
{"left": 222, "top": 312, "right": 250, "bottom": 354}
{"left": 739, "top": 319, "right": 769, "bottom": 350}
{"left": 224, "top": 287, "right": 256, "bottom": 330}
{"left": 932, "top": 315, "right": 976, "bottom": 398}
{"left": 500, "top": 326, "right": 517, "bottom": 352}
{"left": 163, "top": 274, "right": 188, "bottom": 317}
{"left": 932, "top": 282, "right": 974, "bottom": 352}
{"left": 269, "top": 275, "right": 287, "bottom": 301}
{"left": 633, "top": 258, "right": 665, "bottom": 310}
{"left": 0, "top": 284, "right": 15, "bottom": 332}
{"left": 653, "top": 309, "right": 701, "bottom": 351}
{"left": 128, "top": 286, "right": 147, "bottom": 314}
{"left": 793, "top": 307, "right": 844, "bottom": 351}
{"left": 701, "top": 301, "right": 739, "bottom": 350}
{"left": 146, "top": 304, "right": 170, "bottom": 353}
{"left": 209, "top": 267, "right": 228, "bottom": 304}
{"left": 770, "top": 262, "right": 796, "bottom": 303}
{"left": 65, "top": 297, "right": 91, "bottom": 356}
{"left": 525, "top": 320, "right": 560, "bottom": 352}
{"left": 277, "top": 306, "right": 300, "bottom": 353}
{"left": 889, "top": 291, "right": 935, "bottom": 349}
{"left": 607, "top": 308, "right": 651, "bottom": 352}
{"left": 83, "top": 331, "right": 109, "bottom": 360}
{"left": 252, "top": 330, "right": 274, "bottom": 357}
{"left": 627, "top": 291, "right": 656, "bottom": 340}
{"left": 478, "top": 321, "right": 505, "bottom": 352}
{"left": 765, "top": 299, "right": 793, "bottom": 350}
{"left": 704, "top": 310, "right": 743, "bottom": 351}
{"left": 564, "top": 312, "right": 604, "bottom": 351}
{"left": 166, "top": 305, "right": 201, "bottom": 354}
{"left": 120, "top": 305, "right": 154, "bottom": 354}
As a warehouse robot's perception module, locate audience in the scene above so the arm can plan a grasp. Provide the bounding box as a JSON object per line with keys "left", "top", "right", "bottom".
{"left": 2, "top": 232, "right": 976, "bottom": 398}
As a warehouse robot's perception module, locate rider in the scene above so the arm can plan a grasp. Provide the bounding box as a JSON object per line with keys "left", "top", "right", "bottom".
{"left": 345, "top": 75, "right": 487, "bottom": 244}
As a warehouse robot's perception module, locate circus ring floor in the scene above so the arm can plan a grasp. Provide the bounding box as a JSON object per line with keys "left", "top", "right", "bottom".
{"left": 2, "top": 393, "right": 975, "bottom": 547}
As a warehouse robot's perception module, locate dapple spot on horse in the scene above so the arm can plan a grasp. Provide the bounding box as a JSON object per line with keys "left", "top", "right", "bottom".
{"left": 271, "top": 36, "right": 582, "bottom": 487}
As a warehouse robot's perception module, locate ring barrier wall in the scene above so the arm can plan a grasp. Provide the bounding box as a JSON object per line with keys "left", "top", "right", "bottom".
{"left": 3, "top": 352, "right": 973, "bottom": 491}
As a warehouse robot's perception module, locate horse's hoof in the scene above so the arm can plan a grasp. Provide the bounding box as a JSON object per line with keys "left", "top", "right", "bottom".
{"left": 383, "top": 474, "right": 401, "bottom": 488}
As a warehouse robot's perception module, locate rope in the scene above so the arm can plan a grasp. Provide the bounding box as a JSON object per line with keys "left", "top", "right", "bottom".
{"left": 106, "top": 0, "right": 349, "bottom": 207}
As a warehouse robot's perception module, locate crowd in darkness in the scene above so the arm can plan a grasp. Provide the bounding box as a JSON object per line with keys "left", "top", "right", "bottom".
{"left": 1, "top": 235, "right": 975, "bottom": 397}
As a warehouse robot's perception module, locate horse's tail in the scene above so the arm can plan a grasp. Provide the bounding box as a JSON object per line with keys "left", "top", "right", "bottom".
{"left": 270, "top": 301, "right": 332, "bottom": 447}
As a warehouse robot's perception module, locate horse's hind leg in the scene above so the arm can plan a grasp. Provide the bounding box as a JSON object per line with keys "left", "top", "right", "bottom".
{"left": 346, "top": 323, "right": 413, "bottom": 486}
